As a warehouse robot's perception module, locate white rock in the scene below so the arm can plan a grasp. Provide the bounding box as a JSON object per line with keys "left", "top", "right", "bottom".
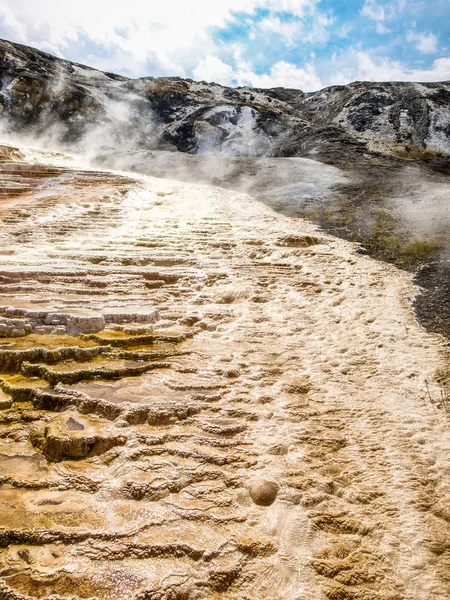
{"left": 67, "top": 315, "right": 105, "bottom": 335}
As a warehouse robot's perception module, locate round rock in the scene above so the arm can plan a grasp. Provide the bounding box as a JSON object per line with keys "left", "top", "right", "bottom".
{"left": 249, "top": 480, "right": 279, "bottom": 507}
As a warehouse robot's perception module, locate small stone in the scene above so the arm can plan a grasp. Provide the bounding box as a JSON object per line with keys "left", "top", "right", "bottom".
{"left": 225, "top": 368, "right": 240, "bottom": 378}
{"left": 33, "top": 326, "right": 53, "bottom": 334}
{"left": 249, "top": 480, "right": 279, "bottom": 507}
{"left": 66, "top": 416, "right": 85, "bottom": 431}
{"left": 257, "top": 395, "right": 273, "bottom": 404}
{"left": 0, "top": 390, "right": 13, "bottom": 410}
{"left": 275, "top": 235, "right": 321, "bottom": 248}
{"left": 267, "top": 443, "right": 289, "bottom": 456}
{"left": 282, "top": 377, "right": 311, "bottom": 394}
{"left": 10, "top": 328, "right": 26, "bottom": 337}
{"left": 44, "top": 313, "right": 70, "bottom": 326}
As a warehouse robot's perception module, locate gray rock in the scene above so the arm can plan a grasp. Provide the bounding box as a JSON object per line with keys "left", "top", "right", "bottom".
{"left": 10, "top": 328, "right": 26, "bottom": 337}
{"left": 33, "top": 326, "right": 54, "bottom": 334}
{"left": 66, "top": 315, "right": 105, "bottom": 335}
{"left": 44, "top": 313, "right": 70, "bottom": 326}
{"left": 0, "top": 390, "right": 13, "bottom": 410}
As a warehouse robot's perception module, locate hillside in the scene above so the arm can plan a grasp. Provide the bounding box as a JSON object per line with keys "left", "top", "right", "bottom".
{"left": 1, "top": 38, "right": 450, "bottom": 165}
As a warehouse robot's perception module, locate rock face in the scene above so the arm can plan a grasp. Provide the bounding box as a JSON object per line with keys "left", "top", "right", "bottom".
{"left": 1, "top": 38, "right": 449, "bottom": 162}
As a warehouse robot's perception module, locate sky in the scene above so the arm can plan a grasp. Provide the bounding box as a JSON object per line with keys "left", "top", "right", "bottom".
{"left": 0, "top": 0, "right": 449, "bottom": 92}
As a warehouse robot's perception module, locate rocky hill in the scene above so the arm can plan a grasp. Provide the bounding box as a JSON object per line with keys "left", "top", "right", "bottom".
{"left": 0, "top": 38, "right": 449, "bottom": 165}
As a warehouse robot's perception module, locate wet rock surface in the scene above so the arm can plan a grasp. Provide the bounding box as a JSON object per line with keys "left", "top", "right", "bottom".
{"left": 0, "top": 147, "right": 449, "bottom": 599}
{"left": 249, "top": 480, "right": 279, "bottom": 506}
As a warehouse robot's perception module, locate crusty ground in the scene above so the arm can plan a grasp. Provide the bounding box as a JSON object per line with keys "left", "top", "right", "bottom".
{"left": 0, "top": 147, "right": 448, "bottom": 600}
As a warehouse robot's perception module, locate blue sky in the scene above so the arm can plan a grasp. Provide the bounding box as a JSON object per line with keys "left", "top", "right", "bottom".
{"left": 0, "top": 0, "right": 449, "bottom": 91}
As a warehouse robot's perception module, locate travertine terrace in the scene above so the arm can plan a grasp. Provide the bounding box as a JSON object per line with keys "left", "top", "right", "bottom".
{"left": 0, "top": 143, "right": 449, "bottom": 600}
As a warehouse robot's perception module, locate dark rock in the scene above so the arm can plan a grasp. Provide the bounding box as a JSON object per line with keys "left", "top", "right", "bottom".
{"left": 0, "top": 39, "right": 448, "bottom": 161}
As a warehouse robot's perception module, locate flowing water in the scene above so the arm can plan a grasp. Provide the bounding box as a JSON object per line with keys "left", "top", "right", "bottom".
{"left": 0, "top": 144, "right": 449, "bottom": 600}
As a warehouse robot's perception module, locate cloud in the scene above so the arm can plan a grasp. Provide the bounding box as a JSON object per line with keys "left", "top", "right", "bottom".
{"left": 246, "top": 60, "right": 323, "bottom": 90}
{"left": 259, "top": 16, "right": 300, "bottom": 47}
{"left": 336, "top": 51, "right": 450, "bottom": 83}
{"left": 360, "top": 0, "right": 403, "bottom": 25}
{"left": 376, "top": 23, "right": 390, "bottom": 34}
{"left": 0, "top": 0, "right": 328, "bottom": 79}
{"left": 194, "top": 54, "right": 323, "bottom": 91}
{"left": 0, "top": 3, "right": 27, "bottom": 43}
{"left": 258, "top": 8, "right": 333, "bottom": 47}
{"left": 407, "top": 31, "right": 438, "bottom": 54}
{"left": 361, "top": 0, "right": 388, "bottom": 22}
{"left": 194, "top": 56, "right": 235, "bottom": 85}
{"left": 0, "top": 0, "right": 448, "bottom": 91}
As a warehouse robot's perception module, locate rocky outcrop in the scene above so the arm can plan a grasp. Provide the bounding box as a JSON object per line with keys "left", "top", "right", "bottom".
{"left": 0, "top": 39, "right": 449, "bottom": 163}
{"left": 0, "top": 306, "right": 158, "bottom": 337}
{"left": 0, "top": 144, "right": 24, "bottom": 161}
{"left": 30, "top": 411, "right": 127, "bottom": 461}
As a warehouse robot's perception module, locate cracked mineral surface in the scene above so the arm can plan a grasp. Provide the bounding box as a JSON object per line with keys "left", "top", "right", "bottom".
{"left": 0, "top": 143, "right": 449, "bottom": 600}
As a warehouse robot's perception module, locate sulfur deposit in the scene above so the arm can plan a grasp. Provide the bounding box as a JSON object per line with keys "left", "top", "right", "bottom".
{"left": 0, "top": 144, "right": 449, "bottom": 600}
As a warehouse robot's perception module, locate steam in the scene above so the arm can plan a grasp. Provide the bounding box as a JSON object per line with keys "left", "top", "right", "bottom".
{"left": 386, "top": 166, "right": 450, "bottom": 237}
{"left": 1, "top": 65, "right": 449, "bottom": 249}
{"left": 0, "top": 67, "right": 162, "bottom": 160}
{"left": 196, "top": 105, "right": 274, "bottom": 157}
{"left": 0, "top": 67, "right": 347, "bottom": 210}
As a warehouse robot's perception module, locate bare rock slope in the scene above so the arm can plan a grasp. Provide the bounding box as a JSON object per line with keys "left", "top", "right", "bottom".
{"left": 0, "top": 145, "right": 448, "bottom": 599}
{"left": 1, "top": 38, "right": 450, "bottom": 163}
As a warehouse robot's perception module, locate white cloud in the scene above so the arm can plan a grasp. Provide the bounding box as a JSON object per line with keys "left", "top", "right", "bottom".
{"left": 1, "top": 0, "right": 448, "bottom": 92}
{"left": 337, "top": 51, "right": 450, "bottom": 83}
{"left": 360, "top": 0, "right": 407, "bottom": 25}
{"left": 376, "top": 23, "right": 390, "bottom": 34}
{"left": 258, "top": 8, "right": 333, "bottom": 47}
{"left": 0, "top": 0, "right": 328, "bottom": 80}
{"left": 194, "top": 56, "right": 235, "bottom": 85}
{"left": 407, "top": 31, "right": 438, "bottom": 54}
{"left": 361, "top": 0, "right": 387, "bottom": 22}
{"left": 247, "top": 60, "right": 323, "bottom": 90}
{"left": 259, "top": 16, "right": 300, "bottom": 47}
{"left": 336, "top": 24, "right": 352, "bottom": 38}
{"left": 194, "top": 55, "right": 323, "bottom": 91}
{"left": 0, "top": 3, "right": 27, "bottom": 43}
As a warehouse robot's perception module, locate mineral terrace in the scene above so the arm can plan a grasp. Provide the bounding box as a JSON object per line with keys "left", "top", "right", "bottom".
{"left": 0, "top": 141, "right": 448, "bottom": 600}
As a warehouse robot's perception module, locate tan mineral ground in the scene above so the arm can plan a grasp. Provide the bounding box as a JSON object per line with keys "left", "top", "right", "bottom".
{"left": 0, "top": 143, "right": 449, "bottom": 600}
